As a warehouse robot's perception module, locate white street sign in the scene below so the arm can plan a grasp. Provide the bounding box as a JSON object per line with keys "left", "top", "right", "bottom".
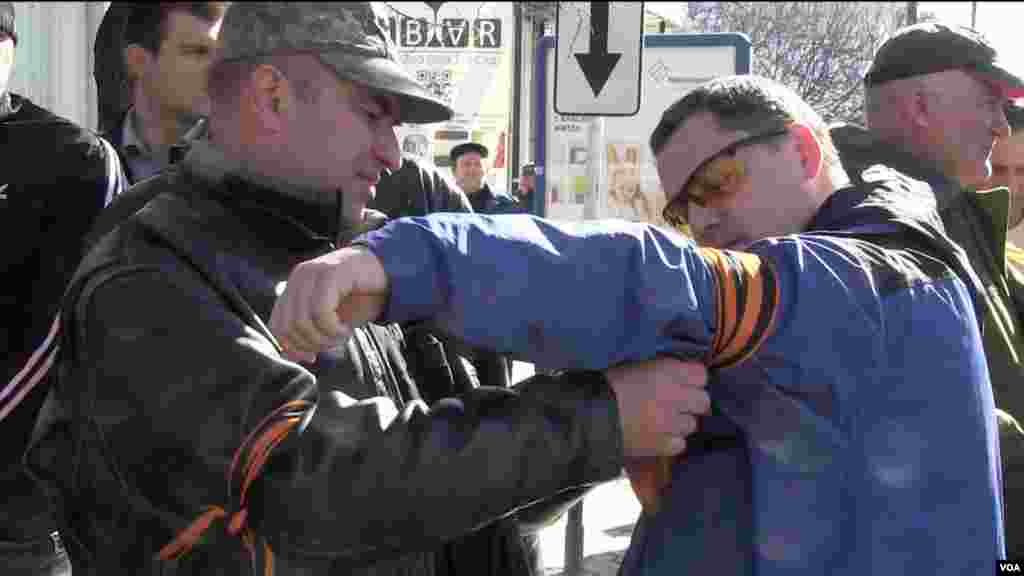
{"left": 555, "top": 2, "right": 644, "bottom": 116}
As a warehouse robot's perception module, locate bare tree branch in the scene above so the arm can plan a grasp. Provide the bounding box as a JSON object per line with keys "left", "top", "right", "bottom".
{"left": 687, "top": 1, "right": 905, "bottom": 123}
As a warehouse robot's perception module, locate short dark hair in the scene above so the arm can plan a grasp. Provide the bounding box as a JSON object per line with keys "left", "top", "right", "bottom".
{"left": 123, "top": 2, "right": 227, "bottom": 55}
{"left": 649, "top": 75, "right": 837, "bottom": 165}
{"left": 207, "top": 53, "right": 324, "bottom": 111}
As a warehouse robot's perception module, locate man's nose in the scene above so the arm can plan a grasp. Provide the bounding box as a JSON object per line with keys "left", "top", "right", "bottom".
{"left": 994, "top": 104, "right": 1011, "bottom": 139}
{"left": 687, "top": 202, "right": 720, "bottom": 233}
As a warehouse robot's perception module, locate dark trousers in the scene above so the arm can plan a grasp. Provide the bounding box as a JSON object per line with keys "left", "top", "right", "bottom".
{"left": 0, "top": 531, "right": 71, "bottom": 575}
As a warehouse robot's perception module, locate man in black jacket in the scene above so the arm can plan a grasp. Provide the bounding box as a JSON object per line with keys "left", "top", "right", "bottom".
{"left": 861, "top": 22, "right": 1024, "bottom": 553}
{"left": 26, "top": 4, "right": 709, "bottom": 575}
{"left": 371, "top": 154, "right": 472, "bottom": 218}
{"left": 0, "top": 3, "right": 126, "bottom": 573}
{"left": 450, "top": 142, "right": 519, "bottom": 214}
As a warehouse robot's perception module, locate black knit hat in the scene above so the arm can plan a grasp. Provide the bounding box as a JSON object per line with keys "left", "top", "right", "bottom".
{"left": 0, "top": 2, "right": 16, "bottom": 45}
{"left": 865, "top": 22, "right": 1024, "bottom": 98}
{"left": 450, "top": 142, "right": 489, "bottom": 163}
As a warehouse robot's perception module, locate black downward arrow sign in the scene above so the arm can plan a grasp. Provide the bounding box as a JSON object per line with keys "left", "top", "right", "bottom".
{"left": 574, "top": 2, "right": 622, "bottom": 97}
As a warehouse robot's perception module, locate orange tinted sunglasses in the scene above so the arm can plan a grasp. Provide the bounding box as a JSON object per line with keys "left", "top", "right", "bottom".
{"left": 662, "top": 129, "right": 789, "bottom": 229}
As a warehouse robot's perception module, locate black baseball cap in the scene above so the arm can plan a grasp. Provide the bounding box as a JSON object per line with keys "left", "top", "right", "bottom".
{"left": 1, "top": 2, "right": 16, "bottom": 44}
{"left": 450, "top": 142, "right": 488, "bottom": 163}
{"left": 865, "top": 22, "right": 1024, "bottom": 98}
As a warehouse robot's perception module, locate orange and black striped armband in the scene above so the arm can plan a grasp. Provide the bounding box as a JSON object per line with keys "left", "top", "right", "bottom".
{"left": 158, "top": 399, "right": 313, "bottom": 575}
{"left": 697, "top": 248, "right": 780, "bottom": 370}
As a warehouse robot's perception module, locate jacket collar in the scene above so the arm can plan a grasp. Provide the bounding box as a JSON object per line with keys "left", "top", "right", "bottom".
{"left": 809, "top": 127, "right": 952, "bottom": 239}
{"left": 180, "top": 140, "right": 340, "bottom": 248}
{"left": 830, "top": 123, "right": 960, "bottom": 213}
{"left": 120, "top": 109, "right": 206, "bottom": 166}
{"left": 830, "top": 124, "right": 1013, "bottom": 276}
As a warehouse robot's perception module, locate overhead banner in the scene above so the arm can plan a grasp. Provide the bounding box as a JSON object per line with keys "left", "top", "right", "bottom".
{"left": 378, "top": 2, "right": 515, "bottom": 192}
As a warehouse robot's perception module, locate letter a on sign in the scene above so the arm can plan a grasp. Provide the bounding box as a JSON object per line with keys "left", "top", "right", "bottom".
{"left": 555, "top": 2, "right": 644, "bottom": 116}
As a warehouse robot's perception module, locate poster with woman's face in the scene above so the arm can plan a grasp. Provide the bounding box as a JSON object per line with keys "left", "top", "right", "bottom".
{"left": 606, "top": 142, "right": 654, "bottom": 223}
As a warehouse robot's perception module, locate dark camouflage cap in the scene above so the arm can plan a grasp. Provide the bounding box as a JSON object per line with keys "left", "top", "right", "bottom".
{"left": 217, "top": 2, "right": 453, "bottom": 124}
{"left": 865, "top": 22, "right": 1024, "bottom": 98}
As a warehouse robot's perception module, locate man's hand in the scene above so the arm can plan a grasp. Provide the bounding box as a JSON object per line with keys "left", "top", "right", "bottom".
{"left": 605, "top": 356, "right": 709, "bottom": 457}
{"left": 605, "top": 356, "right": 710, "bottom": 514}
{"left": 269, "top": 246, "right": 390, "bottom": 362}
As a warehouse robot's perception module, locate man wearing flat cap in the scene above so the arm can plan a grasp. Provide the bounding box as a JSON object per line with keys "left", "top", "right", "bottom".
{"left": 839, "top": 21, "right": 1024, "bottom": 554}
{"left": 450, "top": 141, "right": 518, "bottom": 214}
{"left": 25, "top": 3, "right": 707, "bottom": 574}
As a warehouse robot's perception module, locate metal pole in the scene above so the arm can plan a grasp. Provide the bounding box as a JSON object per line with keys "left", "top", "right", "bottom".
{"left": 564, "top": 500, "right": 584, "bottom": 575}
{"left": 906, "top": 1, "right": 918, "bottom": 25}
{"left": 971, "top": 1, "right": 978, "bottom": 28}
{"left": 510, "top": 2, "right": 524, "bottom": 195}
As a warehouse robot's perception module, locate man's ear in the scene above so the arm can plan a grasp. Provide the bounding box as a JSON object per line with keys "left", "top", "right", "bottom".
{"left": 791, "top": 122, "right": 823, "bottom": 182}
{"left": 245, "top": 64, "right": 294, "bottom": 134}
{"left": 123, "top": 44, "right": 150, "bottom": 83}
{"left": 908, "top": 85, "right": 933, "bottom": 129}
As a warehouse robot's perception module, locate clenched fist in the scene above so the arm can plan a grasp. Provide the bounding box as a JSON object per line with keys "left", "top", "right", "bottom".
{"left": 270, "top": 246, "right": 390, "bottom": 362}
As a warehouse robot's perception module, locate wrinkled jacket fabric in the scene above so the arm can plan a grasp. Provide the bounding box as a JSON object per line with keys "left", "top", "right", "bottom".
{"left": 371, "top": 155, "right": 514, "bottom": 390}
{"left": 25, "top": 143, "right": 624, "bottom": 575}
{"left": 834, "top": 123, "right": 1024, "bottom": 554}
{"left": 353, "top": 159, "right": 1002, "bottom": 573}
{"left": 371, "top": 155, "right": 473, "bottom": 218}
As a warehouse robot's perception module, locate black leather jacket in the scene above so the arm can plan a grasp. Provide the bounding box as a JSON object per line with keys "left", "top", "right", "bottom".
{"left": 26, "top": 145, "right": 623, "bottom": 575}
{"left": 371, "top": 155, "right": 473, "bottom": 218}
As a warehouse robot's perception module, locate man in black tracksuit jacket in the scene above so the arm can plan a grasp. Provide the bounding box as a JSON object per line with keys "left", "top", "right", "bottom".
{"left": 0, "top": 4, "right": 126, "bottom": 570}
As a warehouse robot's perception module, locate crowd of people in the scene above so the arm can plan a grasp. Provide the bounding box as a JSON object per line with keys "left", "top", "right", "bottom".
{"left": 3, "top": 2, "right": 1024, "bottom": 575}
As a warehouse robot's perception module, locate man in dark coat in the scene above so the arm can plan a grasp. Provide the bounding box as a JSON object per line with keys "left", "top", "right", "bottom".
{"left": 451, "top": 142, "right": 519, "bottom": 214}
{"left": 26, "top": 4, "right": 709, "bottom": 574}
{"left": 1, "top": 3, "right": 126, "bottom": 573}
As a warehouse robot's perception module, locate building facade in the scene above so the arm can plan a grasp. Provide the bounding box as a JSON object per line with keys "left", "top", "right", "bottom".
{"left": 8, "top": 2, "right": 109, "bottom": 131}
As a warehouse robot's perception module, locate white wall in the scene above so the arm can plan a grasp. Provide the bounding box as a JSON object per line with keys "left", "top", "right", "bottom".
{"left": 8, "top": 2, "right": 109, "bottom": 131}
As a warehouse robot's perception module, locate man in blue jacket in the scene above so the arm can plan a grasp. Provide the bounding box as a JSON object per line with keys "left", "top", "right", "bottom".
{"left": 270, "top": 75, "right": 1003, "bottom": 573}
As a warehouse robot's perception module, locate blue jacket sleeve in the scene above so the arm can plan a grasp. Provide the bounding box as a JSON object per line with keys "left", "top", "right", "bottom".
{"left": 356, "top": 214, "right": 779, "bottom": 371}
